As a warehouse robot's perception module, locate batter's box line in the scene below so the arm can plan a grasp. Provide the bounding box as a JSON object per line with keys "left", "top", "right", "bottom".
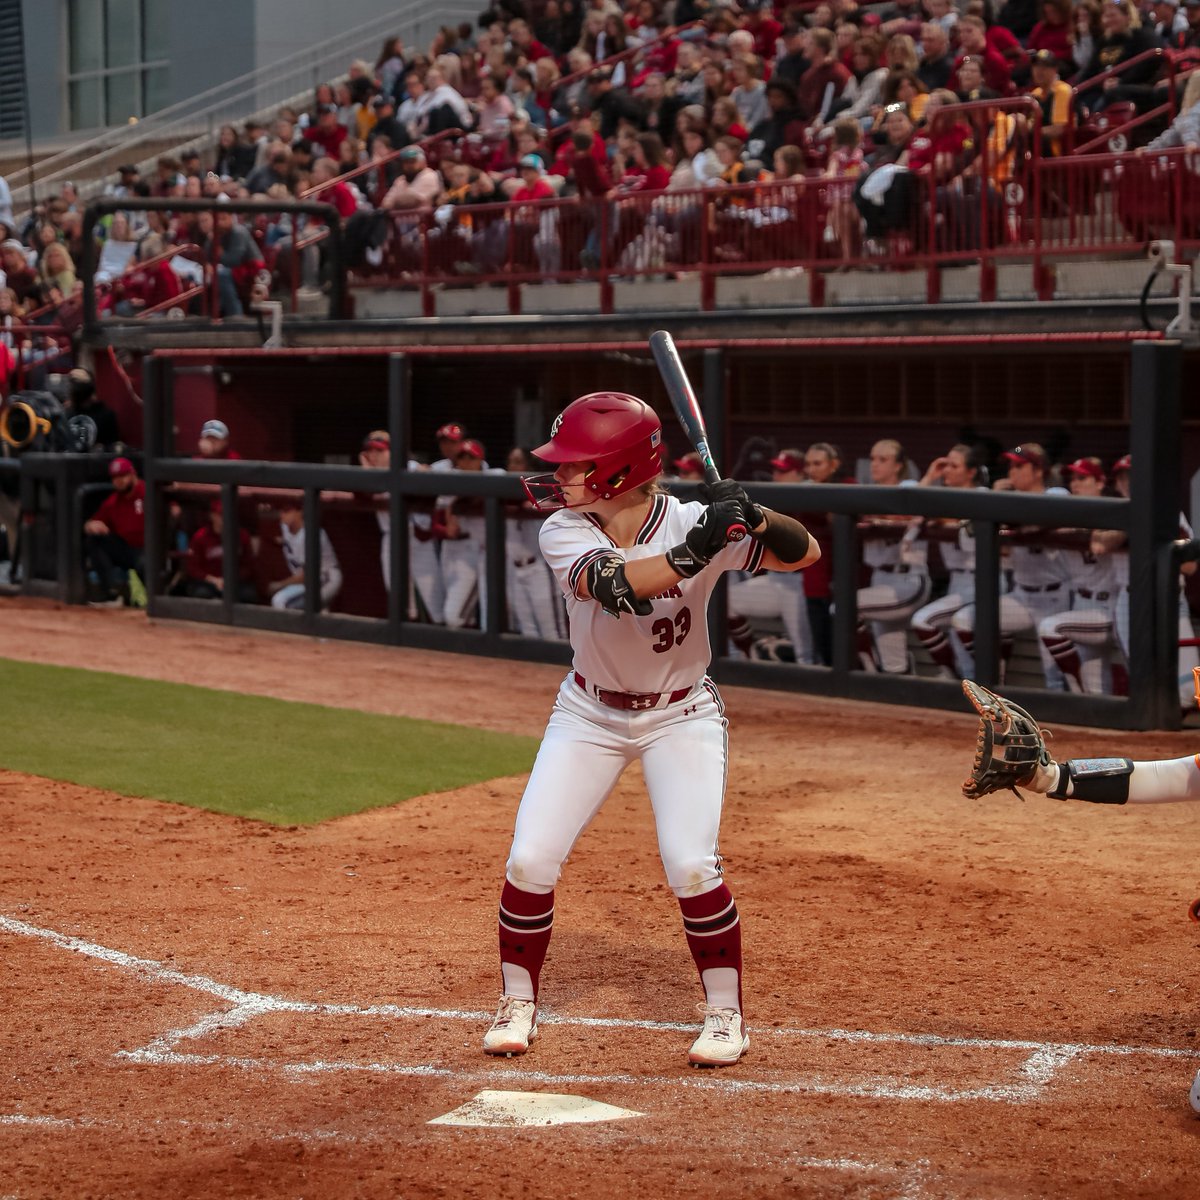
{"left": 5, "top": 914, "right": 1198, "bottom": 1105}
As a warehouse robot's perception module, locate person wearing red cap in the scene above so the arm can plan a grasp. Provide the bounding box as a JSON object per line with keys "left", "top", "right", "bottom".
{"left": 1035, "top": 457, "right": 1120, "bottom": 694}
{"left": 671, "top": 452, "right": 705, "bottom": 482}
{"left": 404, "top": 422, "right": 470, "bottom": 623}
{"left": 184, "top": 500, "right": 256, "bottom": 602}
{"left": 952, "top": 442, "right": 1070, "bottom": 688}
{"left": 1091, "top": 454, "right": 1200, "bottom": 708}
{"left": 438, "top": 438, "right": 503, "bottom": 628}
{"left": 84, "top": 457, "right": 145, "bottom": 604}
{"left": 504, "top": 447, "right": 567, "bottom": 641}
{"left": 720, "top": 451, "right": 816, "bottom": 667}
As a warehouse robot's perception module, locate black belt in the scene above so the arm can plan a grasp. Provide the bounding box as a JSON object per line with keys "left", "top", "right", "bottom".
{"left": 1075, "top": 588, "right": 1111, "bottom": 601}
{"left": 875, "top": 564, "right": 912, "bottom": 574}
{"left": 1018, "top": 582, "right": 1062, "bottom": 593}
{"left": 574, "top": 671, "right": 691, "bottom": 712}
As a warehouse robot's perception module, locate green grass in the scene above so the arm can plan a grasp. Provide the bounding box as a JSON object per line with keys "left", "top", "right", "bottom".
{"left": 0, "top": 658, "right": 539, "bottom": 825}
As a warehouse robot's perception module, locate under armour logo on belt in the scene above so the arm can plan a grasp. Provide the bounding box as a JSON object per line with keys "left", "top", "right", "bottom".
{"left": 630, "top": 696, "right": 657, "bottom": 710}
{"left": 683, "top": 705, "right": 697, "bottom": 715}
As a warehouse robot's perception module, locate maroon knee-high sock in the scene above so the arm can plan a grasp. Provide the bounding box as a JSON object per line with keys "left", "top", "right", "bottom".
{"left": 678, "top": 883, "right": 743, "bottom": 1010}
{"left": 498, "top": 880, "right": 555, "bottom": 1002}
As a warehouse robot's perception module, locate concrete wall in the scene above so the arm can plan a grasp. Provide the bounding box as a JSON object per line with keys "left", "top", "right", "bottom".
{"left": 167, "top": 0, "right": 256, "bottom": 114}
{"left": 251, "top": 0, "right": 424, "bottom": 71}
{"left": 23, "top": 0, "right": 65, "bottom": 141}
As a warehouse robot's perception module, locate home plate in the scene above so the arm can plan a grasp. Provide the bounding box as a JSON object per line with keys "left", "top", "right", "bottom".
{"left": 428, "top": 1090, "right": 644, "bottom": 1128}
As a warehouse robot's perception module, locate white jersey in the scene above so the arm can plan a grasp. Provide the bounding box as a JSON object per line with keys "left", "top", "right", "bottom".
{"left": 940, "top": 521, "right": 975, "bottom": 573}
{"left": 539, "top": 492, "right": 765, "bottom": 694}
{"left": 1063, "top": 544, "right": 1118, "bottom": 596}
{"left": 281, "top": 522, "right": 341, "bottom": 585}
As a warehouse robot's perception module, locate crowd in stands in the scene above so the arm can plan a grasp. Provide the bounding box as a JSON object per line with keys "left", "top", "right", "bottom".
{"left": 3, "top": 0, "right": 1200, "bottom": 342}
{"left": 74, "top": 414, "right": 1190, "bottom": 702}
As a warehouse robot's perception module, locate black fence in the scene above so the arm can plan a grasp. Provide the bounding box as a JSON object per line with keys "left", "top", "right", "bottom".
{"left": 123, "top": 340, "right": 1187, "bottom": 731}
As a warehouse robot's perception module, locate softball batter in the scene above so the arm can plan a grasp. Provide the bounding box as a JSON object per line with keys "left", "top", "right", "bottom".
{"left": 483, "top": 392, "right": 819, "bottom": 1066}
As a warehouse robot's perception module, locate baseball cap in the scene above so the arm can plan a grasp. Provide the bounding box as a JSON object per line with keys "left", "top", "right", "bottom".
{"left": 1001, "top": 444, "right": 1047, "bottom": 469}
{"left": 109, "top": 456, "right": 135, "bottom": 478}
{"left": 362, "top": 429, "right": 391, "bottom": 451}
{"left": 1029, "top": 49, "right": 1061, "bottom": 67}
{"left": 770, "top": 449, "right": 806, "bottom": 472}
{"left": 371, "top": 94, "right": 395, "bottom": 109}
{"left": 1063, "top": 456, "right": 1106, "bottom": 481}
{"left": 200, "top": 419, "right": 229, "bottom": 440}
{"left": 673, "top": 451, "right": 703, "bottom": 472}
{"left": 118, "top": 163, "right": 139, "bottom": 174}
{"left": 436, "top": 421, "right": 465, "bottom": 440}
{"left": 399, "top": 145, "right": 425, "bottom": 161}
{"left": 457, "top": 438, "right": 485, "bottom": 460}
{"left": 1111, "top": 453, "right": 1132, "bottom": 473}
{"left": 518, "top": 153, "right": 543, "bottom": 171}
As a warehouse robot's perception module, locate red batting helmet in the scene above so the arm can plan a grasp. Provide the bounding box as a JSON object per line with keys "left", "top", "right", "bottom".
{"left": 522, "top": 392, "right": 663, "bottom": 510}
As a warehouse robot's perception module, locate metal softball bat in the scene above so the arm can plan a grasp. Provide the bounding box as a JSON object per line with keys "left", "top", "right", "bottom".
{"left": 649, "top": 329, "right": 747, "bottom": 542}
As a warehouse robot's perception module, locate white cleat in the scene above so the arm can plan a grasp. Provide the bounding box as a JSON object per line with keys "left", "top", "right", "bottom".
{"left": 483, "top": 996, "right": 538, "bottom": 1057}
{"left": 1190, "top": 1069, "right": 1200, "bottom": 1114}
{"left": 688, "top": 1003, "right": 749, "bottom": 1068}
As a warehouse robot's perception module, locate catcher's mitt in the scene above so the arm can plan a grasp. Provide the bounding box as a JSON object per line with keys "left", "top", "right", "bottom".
{"left": 961, "top": 680, "right": 1052, "bottom": 799}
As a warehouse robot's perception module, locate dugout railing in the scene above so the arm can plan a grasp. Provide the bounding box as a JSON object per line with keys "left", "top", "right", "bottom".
{"left": 130, "top": 340, "right": 1187, "bottom": 731}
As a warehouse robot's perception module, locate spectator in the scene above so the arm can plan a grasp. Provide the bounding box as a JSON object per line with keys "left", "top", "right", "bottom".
{"left": 731, "top": 57, "right": 770, "bottom": 132}
{"left": 39, "top": 243, "right": 77, "bottom": 295}
{"left": 184, "top": 500, "right": 256, "bottom": 602}
{"left": 308, "top": 104, "right": 350, "bottom": 158}
{"left": 268, "top": 495, "right": 343, "bottom": 612}
{"left": 1029, "top": 49, "right": 1074, "bottom": 156}
{"left": 180, "top": 148, "right": 202, "bottom": 178}
{"left": 954, "top": 56, "right": 1001, "bottom": 103}
{"left": 310, "top": 157, "right": 359, "bottom": 219}
{"left": 194, "top": 209, "right": 267, "bottom": 317}
{"left": 1, "top": 239, "right": 39, "bottom": 306}
{"left": 108, "top": 233, "right": 183, "bottom": 319}
{"left": 245, "top": 146, "right": 293, "bottom": 196}
{"left": 213, "top": 124, "right": 256, "bottom": 179}
{"left": 1027, "top": 0, "right": 1074, "bottom": 65}
{"left": 1144, "top": 70, "right": 1200, "bottom": 149}
{"left": 475, "top": 73, "right": 517, "bottom": 135}
{"left": 1073, "top": 0, "right": 1104, "bottom": 73}
{"left": 838, "top": 37, "right": 890, "bottom": 122}
{"left": 510, "top": 66, "right": 551, "bottom": 127}
{"left": 1074, "top": 0, "right": 1163, "bottom": 114}
{"left": 795, "top": 441, "right": 847, "bottom": 665}
{"left": 84, "top": 456, "right": 145, "bottom": 605}
{"left": 824, "top": 116, "right": 866, "bottom": 260}
{"left": 951, "top": 16, "right": 1012, "bottom": 95}
{"left": 587, "top": 67, "right": 645, "bottom": 140}
{"left": 424, "top": 66, "right": 475, "bottom": 133}
{"left": 997, "top": 0, "right": 1041, "bottom": 40}
{"left": 798, "top": 28, "right": 853, "bottom": 125}
{"left": 774, "top": 24, "right": 812, "bottom": 88}
{"left": 639, "top": 72, "right": 681, "bottom": 139}
{"left": 854, "top": 104, "right": 921, "bottom": 243}
{"left": 509, "top": 17, "right": 555, "bottom": 63}
{"left": 711, "top": 96, "right": 749, "bottom": 142}
{"left": 381, "top": 146, "right": 442, "bottom": 210}
{"left": 673, "top": 41, "right": 706, "bottom": 105}
{"left": 398, "top": 75, "right": 428, "bottom": 142}
{"left": 368, "top": 95, "right": 405, "bottom": 157}
{"left": 438, "top": 438, "right": 493, "bottom": 628}
{"left": 377, "top": 36, "right": 408, "bottom": 100}
{"left": 880, "top": 0, "right": 924, "bottom": 38}
{"left": 918, "top": 24, "right": 956, "bottom": 92}
{"left": 743, "top": 0, "right": 784, "bottom": 60}
{"left": 105, "top": 164, "right": 141, "bottom": 199}
{"left": 748, "top": 79, "right": 807, "bottom": 164}
{"left": 884, "top": 33, "right": 920, "bottom": 74}
{"left": 196, "top": 418, "right": 240, "bottom": 460}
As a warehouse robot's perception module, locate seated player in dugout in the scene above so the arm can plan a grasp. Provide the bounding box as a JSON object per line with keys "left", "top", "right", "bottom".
{"left": 483, "top": 392, "right": 819, "bottom": 1068}
{"left": 960, "top": 678, "right": 1200, "bottom": 1114}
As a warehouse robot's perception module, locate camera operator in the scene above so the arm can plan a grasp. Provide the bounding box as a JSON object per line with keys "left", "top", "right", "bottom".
{"left": 84, "top": 456, "right": 145, "bottom": 605}
{"left": 61, "top": 368, "right": 119, "bottom": 450}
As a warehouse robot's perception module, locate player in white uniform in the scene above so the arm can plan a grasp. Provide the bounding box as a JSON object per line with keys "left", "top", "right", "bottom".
{"left": 505, "top": 447, "right": 566, "bottom": 640}
{"left": 1094, "top": 454, "right": 1200, "bottom": 709}
{"left": 857, "top": 440, "right": 930, "bottom": 673}
{"left": 1036, "top": 458, "right": 1120, "bottom": 693}
{"left": 718, "top": 449, "right": 815, "bottom": 663}
{"left": 438, "top": 439, "right": 504, "bottom": 629}
{"left": 952, "top": 444, "right": 1071, "bottom": 688}
{"left": 410, "top": 422, "right": 471, "bottom": 624}
{"left": 911, "top": 445, "right": 988, "bottom": 679}
{"left": 358, "top": 429, "right": 428, "bottom": 613}
{"left": 482, "top": 392, "right": 819, "bottom": 1067}
{"left": 268, "top": 495, "right": 342, "bottom": 611}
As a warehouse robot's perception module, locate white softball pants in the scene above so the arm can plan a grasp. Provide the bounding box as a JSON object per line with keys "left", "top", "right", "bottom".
{"left": 271, "top": 571, "right": 343, "bottom": 612}
{"left": 410, "top": 530, "right": 445, "bottom": 624}
{"left": 507, "top": 558, "right": 566, "bottom": 640}
{"left": 952, "top": 588, "right": 1067, "bottom": 689}
{"left": 505, "top": 675, "right": 729, "bottom": 898}
{"left": 1115, "top": 586, "right": 1200, "bottom": 709}
{"left": 441, "top": 537, "right": 483, "bottom": 629}
{"left": 857, "top": 569, "right": 930, "bottom": 673}
{"left": 1037, "top": 597, "right": 1117, "bottom": 694}
{"left": 727, "top": 570, "right": 815, "bottom": 663}
{"left": 911, "top": 572, "right": 974, "bottom": 678}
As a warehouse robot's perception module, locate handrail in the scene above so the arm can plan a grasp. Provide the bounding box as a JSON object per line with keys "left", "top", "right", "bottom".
{"left": 1070, "top": 63, "right": 1199, "bottom": 155}
{"left": 297, "top": 128, "right": 464, "bottom": 202}
{"left": 9, "top": 0, "right": 478, "bottom": 211}
{"left": 135, "top": 285, "right": 206, "bottom": 320}
{"left": 553, "top": 19, "right": 705, "bottom": 97}
{"left": 1071, "top": 46, "right": 1172, "bottom": 105}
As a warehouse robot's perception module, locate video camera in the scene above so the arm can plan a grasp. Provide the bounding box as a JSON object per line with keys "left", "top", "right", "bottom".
{"left": 0, "top": 389, "right": 97, "bottom": 455}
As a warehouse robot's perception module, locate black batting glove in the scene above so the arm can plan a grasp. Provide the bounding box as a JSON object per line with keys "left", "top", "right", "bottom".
{"left": 700, "top": 478, "right": 764, "bottom": 531}
{"left": 666, "top": 501, "right": 745, "bottom": 578}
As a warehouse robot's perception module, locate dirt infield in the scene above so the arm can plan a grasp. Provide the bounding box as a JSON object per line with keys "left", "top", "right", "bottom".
{"left": 1, "top": 598, "right": 1199, "bottom": 1198}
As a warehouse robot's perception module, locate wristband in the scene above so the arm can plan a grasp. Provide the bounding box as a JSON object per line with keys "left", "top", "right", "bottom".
{"left": 754, "top": 512, "right": 811, "bottom": 563}
{"left": 666, "top": 543, "right": 707, "bottom": 578}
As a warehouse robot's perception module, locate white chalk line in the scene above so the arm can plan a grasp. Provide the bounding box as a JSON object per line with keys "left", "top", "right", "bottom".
{"left": 0, "top": 1111, "right": 373, "bottom": 1144}
{"left": 5, "top": 913, "right": 1197, "bottom": 1107}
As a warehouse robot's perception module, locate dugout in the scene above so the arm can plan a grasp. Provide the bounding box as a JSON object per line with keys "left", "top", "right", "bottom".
{"left": 126, "top": 338, "right": 1192, "bottom": 731}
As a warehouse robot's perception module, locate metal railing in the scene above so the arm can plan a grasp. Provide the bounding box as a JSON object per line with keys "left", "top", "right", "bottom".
{"left": 8, "top": 0, "right": 477, "bottom": 213}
